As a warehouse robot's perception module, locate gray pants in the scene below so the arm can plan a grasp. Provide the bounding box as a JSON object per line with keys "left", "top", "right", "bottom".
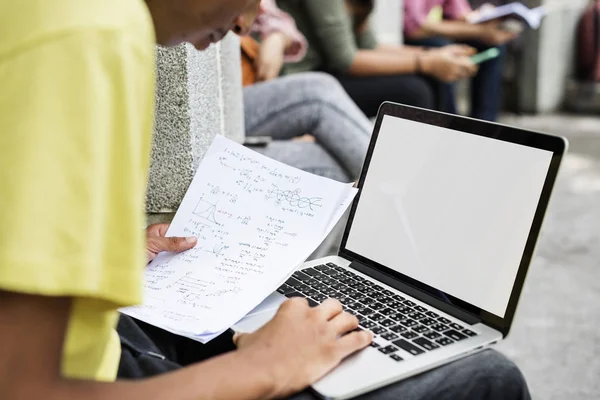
{"left": 117, "top": 316, "right": 531, "bottom": 400}
{"left": 243, "top": 73, "right": 372, "bottom": 181}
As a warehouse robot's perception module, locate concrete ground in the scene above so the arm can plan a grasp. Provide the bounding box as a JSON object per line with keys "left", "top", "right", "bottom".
{"left": 495, "top": 114, "right": 600, "bottom": 400}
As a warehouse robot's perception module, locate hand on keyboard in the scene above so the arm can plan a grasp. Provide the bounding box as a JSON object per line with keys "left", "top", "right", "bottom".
{"left": 233, "top": 298, "right": 373, "bottom": 398}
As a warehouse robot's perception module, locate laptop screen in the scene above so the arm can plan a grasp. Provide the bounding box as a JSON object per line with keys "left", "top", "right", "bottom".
{"left": 345, "top": 115, "right": 554, "bottom": 318}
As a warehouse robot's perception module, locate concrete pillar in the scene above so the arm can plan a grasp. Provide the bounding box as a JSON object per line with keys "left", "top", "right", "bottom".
{"left": 146, "top": 33, "right": 244, "bottom": 218}
{"left": 518, "top": 0, "right": 589, "bottom": 113}
{"left": 372, "top": 0, "right": 403, "bottom": 45}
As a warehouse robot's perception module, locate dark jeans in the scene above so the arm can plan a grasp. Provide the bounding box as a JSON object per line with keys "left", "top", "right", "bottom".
{"left": 335, "top": 74, "right": 440, "bottom": 118}
{"left": 406, "top": 37, "right": 506, "bottom": 121}
{"left": 117, "top": 315, "right": 531, "bottom": 400}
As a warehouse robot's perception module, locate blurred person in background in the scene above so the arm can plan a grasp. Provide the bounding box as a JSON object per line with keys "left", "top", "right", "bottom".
{"left": 276, "top": 0, "right": 479, "bottom": 117}
{"left": 241, "top": 0, "right": 372, "bottom": 182}
{"left": 403, "top": 0, "right": 519, "bottom": 121}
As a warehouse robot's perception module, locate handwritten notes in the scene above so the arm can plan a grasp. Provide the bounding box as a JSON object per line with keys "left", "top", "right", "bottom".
{"left": 122, "top": 136, "right": 357, "bottom": 341}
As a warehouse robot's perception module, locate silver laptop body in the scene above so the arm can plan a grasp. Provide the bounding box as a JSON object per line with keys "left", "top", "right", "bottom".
{"left": 235, "top": 103, "right": 567, "bottom": 400}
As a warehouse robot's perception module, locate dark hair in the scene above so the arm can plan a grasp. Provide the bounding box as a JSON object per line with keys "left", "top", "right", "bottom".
{"left": 346, "top": 0, "right": 375, "bottom": 32}
{"left": 347, "top": 0, "right": 374, "bottom": 7}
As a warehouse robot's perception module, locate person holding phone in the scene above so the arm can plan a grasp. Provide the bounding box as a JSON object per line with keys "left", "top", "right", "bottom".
{"left": 276, "top": 0, "right": 479, "bottom": 118}
{"left": 403, "top": 0, "right": 519, "bottom": 121}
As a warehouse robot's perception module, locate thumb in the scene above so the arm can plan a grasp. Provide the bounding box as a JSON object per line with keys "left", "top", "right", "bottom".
{"left": 152, "top": 236, "right": 197, "bottom": 254}
{"left": 452, "top": 45, "right": 476, "bottom": 56}
{"left": 232, "top": 332, "right": 247, "bottom": 347}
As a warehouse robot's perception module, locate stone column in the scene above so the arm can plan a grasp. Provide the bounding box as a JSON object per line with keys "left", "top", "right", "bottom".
{"left": 518, "top": 0, "right": 589, "bottom": 113}
{"left": 147, "top": 33, "right": 243, "bottom": 223}
{"left": 372, "top": 0, "right": 403, "bottom": 45}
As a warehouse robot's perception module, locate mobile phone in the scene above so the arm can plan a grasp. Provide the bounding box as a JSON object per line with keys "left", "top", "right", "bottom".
{"left": 243, "top": 136, "right": 272, "bottom": 147}
{"left": 470, "top": 47, "right": 501, "bottom": 65}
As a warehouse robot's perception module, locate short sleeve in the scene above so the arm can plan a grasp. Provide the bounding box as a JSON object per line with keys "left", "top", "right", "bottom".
{"left": 356, "top": 27, "right": 378, "bottom": 50}
{"left": 442, "top": 0, "right": 472, "bottom": 20}
{"left": 254, "top": 0, "right": 308, "bottom": 62}
{"left": 404, "top": 0, "right": 429, "bottom": 37}
{"left": 301, "top": 0, "right": 358, "bottom": 73}
{"left": 0, "top": 29, "right": 155, "bottom": 307}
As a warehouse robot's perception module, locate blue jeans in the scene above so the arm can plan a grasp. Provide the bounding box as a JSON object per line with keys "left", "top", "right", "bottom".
{"left": 407, "top": 37, "right": 506, "bottom": 121}
{"left": 118, "top": 315, "right": 531, "bottom": 400}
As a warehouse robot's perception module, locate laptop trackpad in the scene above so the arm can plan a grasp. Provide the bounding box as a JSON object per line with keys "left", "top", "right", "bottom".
{"left": 233, "top": 292, "right": 286, "bottom": 334}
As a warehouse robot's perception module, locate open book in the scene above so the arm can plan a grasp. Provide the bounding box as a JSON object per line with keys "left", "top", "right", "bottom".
{"left": 122, "top": 135, "right": 357, "bottom": 343}
{"left": 467, "top": 2, "right": 548, "bottom": 30}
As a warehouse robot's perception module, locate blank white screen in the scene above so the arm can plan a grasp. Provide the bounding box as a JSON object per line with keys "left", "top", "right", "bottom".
{"left": 346, "top": 116, "right": 553, "bottom": 317}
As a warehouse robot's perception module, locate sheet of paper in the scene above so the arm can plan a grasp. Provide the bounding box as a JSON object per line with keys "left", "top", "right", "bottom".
{"left": 122, "top": 136, "right": 357, "bottom": 341}
{"left": 467, "top": 2, "right": 547, "bottom": 29}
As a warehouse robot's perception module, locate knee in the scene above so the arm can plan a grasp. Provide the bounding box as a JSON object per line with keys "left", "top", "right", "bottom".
{"left": 296, "top": 72, "right": 345, "bottom": 101}
{"left": 475, "top": 350, "right": 530, "bottom": 400}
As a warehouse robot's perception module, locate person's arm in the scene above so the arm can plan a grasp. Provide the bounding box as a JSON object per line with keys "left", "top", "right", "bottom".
{"left": 0, "top": 292, "right": 371, "bottom": 400}
{"left": 347, "top": 49, "right": 421, "bottom": 76}
{"left": 403, "top": 0, "right": 476, "bottom": 40}
{"left": 406, "top": 0, "right": 517, "bottom": 44}
{"left": 298, "top": 0, "right": 469, "bottom": 78}
{"left": 408, "top": 19, "right": 486, "bottom": 41}
{"left": 252, "top": 0, "right": 308, "bottom": 81}
{"left": 296, "top": 0, "right": 414, "bottom": 75}
{"left": 255, "top": 0, "right": 307, "bottom": 62}
{"left": 0, "top": 292, "right": 279, "bottom": 400}
{"left": 376, "top": 43, "right": 425, "bottom": 55}
{"left": 411, "top": 19, "right": 518, "bottom": 44}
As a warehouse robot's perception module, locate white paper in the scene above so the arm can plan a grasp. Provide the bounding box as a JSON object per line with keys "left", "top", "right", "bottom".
{"left": 468, "top": 2, "right": 547, "bottom": 29}
{"left": 122, "top": 136, "right": 357, "bottom": 342}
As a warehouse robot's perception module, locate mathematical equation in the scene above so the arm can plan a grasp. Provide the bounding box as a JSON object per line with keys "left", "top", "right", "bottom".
{"left": 130, "top": 136, "right": 348, "bottom": 338}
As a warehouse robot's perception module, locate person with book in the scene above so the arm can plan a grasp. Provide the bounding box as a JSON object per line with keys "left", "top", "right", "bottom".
{"left": 0, "top": 0, "right": 529, "bottom": 399}
{"left": 403, "top": 0, "right": 520, "bottom": 121}
{"left": 275, "top": 0, "right": 479, "bottom": 118}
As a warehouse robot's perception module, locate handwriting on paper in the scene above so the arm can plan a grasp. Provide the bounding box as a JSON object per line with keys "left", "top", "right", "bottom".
{"left": 122, "top": 135, "right": 356, "bottom": 340}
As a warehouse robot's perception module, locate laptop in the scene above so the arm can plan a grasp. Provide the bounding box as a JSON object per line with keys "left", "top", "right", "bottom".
{"left": 234, "top": 102, "right": 567, "bottom": 400}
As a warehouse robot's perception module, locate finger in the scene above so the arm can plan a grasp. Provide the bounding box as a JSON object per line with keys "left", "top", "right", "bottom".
{"left": 447, "top": 45, "right": 474, "bottom": 56}
{"left": 256, "top": 61, "right": 268, "bottom": 81}
{"left": 463, "top": 62, "right": 479, "bottom": 76}
{"left": 453, "top": 45, "right": 476, "bottom": 56}
{"left": 254, "top": 59, "right": 263, "bottom": 77}
{"left": 152, "top": 223, "right": 171, "bottom": 237}
{"left": 151, "top": 236, "right": 197, "bottom": 254}
{"left": 336, "top": 330, "right": 373, "bottom": 358}
{"left": 280, "top": 296, "right": 309, "bottom": 312}
{"left": 146, "top": 223, "right": 169, "bottom": 237}
{"left": 264, "top": 66, "right": 277, "bottom": 81}
{"left": 233, "top": 332, "right": 245, "bottom": 347}
{"left": 456, "top": 58, "right": 477, "bottom": 74}
{"left": 329, "top": 312, "right": 359, "bottom": 335}
{"left": 315, "top": 298, "right": 344, "bottom": 320}
{"left": 464, "top": 46, "right": 477, "bottom": 56}
{"left": 156, "top": 223, "right": 171, "bottom": 237}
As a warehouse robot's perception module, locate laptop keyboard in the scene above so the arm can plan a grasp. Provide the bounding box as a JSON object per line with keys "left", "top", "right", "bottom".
{"left": 277, "top": 262, "right": 479, "bottom": 363}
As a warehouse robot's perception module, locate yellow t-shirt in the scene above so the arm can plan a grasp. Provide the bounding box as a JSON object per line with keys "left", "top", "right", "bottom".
{"left": 0, "top": 0, "right": 156, "bottom": 381}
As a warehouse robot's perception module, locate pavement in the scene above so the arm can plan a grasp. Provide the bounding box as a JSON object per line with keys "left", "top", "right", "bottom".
{"left": 495, "top": 113, "right": 600, "bottom": 400}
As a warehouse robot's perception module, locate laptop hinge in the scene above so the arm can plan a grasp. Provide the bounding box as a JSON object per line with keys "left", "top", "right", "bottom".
{"left": 348, "top": 260, "right": 481, "bottom": 325}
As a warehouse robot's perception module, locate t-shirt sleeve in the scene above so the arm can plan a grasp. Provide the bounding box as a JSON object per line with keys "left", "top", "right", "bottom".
{"left": 302, "top": 0, "right": 358, "bottom": 73}
{"left": 443, "top": 0, "right": 472, "bottom": 20}
{"left": 0, "top": 29, "right": 155, "bottom": 307}
{"left": 404, "top": 0, "right": 429, "bottom": 37}
{"left": 253, "top": 0, "right": 308, "bottom": 62}
{"left": 356, "top": 27, "right": 378, "bottom": 50}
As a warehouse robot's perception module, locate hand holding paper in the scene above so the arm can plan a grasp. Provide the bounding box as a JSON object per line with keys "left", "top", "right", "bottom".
{"left": 122, "top": 136, "right": 357, "bottom": 342}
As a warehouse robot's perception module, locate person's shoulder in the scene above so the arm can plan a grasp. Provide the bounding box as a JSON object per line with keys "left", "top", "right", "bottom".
{"left": 0, "top": 0, "right": 154, "bottom": 59}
